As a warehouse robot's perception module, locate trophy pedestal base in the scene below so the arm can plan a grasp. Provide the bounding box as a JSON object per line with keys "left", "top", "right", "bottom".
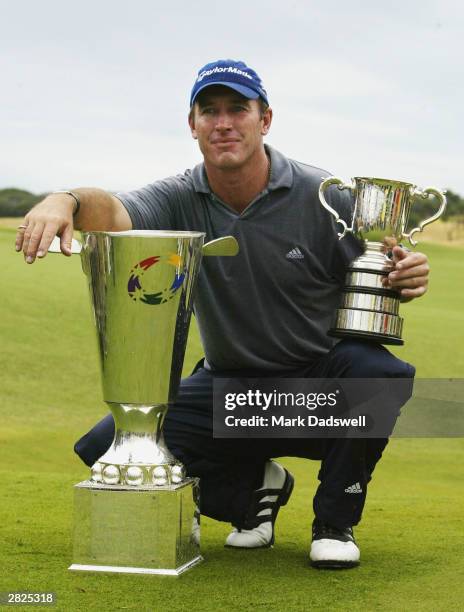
{"left": 69, "top": 478, "right": 202, "bottom": 576}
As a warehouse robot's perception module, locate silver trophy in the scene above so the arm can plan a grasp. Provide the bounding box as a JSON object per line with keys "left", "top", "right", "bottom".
{"left": 319, "top": 177, "right": 446, "bottom": 344}
{"left": 49, "top": 230, "right": 238, "bottom": 575}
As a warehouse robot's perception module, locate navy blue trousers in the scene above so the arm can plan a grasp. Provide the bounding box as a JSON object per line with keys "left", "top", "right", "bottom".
{"left": 74, "top": 340, "right": 415, "bottom": 530}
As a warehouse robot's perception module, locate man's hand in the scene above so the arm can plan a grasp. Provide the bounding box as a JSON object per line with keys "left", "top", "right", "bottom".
{"left": 15, "top": 193, "right": 75, "bottom": 264}
{"left": 382, "top": 245, "right": 430, "bottom": 302}
{"left": 15, "top": 188, "right": 132, "bottom": 264}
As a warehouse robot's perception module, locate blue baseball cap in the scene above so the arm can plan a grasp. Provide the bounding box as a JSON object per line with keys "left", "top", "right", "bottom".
{"left": 190, "top": 59, "right": 269, "bottom": 107}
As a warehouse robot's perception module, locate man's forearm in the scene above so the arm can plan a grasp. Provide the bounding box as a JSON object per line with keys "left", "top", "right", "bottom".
{"left": 61, "top": 188, "right": 128, "bottom": 232}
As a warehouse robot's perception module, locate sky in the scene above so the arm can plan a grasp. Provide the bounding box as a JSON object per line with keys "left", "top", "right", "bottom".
{"left": 1, "top": 0, "right": 462, "bottom": 195}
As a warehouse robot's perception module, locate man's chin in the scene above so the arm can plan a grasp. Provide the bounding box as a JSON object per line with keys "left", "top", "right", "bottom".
{"left": 211, "top": 152, "right": 244, "bottom": 170}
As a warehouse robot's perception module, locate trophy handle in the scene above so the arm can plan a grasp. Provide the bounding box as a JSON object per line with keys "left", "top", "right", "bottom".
{"left": 202, "top": 236, "right": 239, "bottom": 256}
{"left": 47, "top": 236, "right": 82, "bottom": 254}
{"left": 318, "top": 176, "right": 354, "bottom": 239}
{"left": 402, "top": 187, "right": 447, "bottom": 246}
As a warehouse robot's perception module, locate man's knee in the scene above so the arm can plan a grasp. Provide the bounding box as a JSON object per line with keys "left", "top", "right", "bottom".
{"left": 74, "top": 414, "right": 115, "bottom": 467}
{"left": 330, "top": 339, "right": 415, "bottom": 379}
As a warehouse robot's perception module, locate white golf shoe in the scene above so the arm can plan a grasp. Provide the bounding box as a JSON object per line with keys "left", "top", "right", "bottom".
{"left": 310, "top": 519, "right": 360, "bottom": 569}
{"left": 225, "top": 460, "right": 294, "bottom": 549}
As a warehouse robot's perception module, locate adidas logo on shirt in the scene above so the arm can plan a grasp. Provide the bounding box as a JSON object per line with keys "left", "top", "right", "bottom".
{"left": 344, "top": 482, "right": 363, "bottom": 494}
{"left": 286, "top": 247, "right": 304, "bottom": 260}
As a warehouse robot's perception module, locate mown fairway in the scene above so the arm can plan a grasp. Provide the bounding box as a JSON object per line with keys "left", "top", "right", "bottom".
{"left": 0, "top": 227, "right": 463, "bottom": 611}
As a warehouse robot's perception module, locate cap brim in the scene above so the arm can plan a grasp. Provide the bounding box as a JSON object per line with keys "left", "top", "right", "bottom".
{"left": 190, "top": 82, "right": 260, "bottom": 107}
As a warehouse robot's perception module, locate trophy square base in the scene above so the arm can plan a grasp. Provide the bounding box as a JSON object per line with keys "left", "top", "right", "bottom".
{"left": 69, "top": 478, "right": 202, "bottom": 576}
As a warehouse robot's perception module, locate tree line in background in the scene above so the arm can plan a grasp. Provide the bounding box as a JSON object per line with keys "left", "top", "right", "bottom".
{"left": 1, "top": 187, "right": 464, "bottom": 228}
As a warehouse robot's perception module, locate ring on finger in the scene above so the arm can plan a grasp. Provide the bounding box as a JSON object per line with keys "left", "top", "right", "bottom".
{"left": 17, "top": 224, "right": 28, "bottom": 230}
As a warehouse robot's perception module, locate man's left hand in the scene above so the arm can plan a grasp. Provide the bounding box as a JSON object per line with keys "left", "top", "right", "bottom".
{"left": 382, "top": 246, "right": 430, "bottom": 302}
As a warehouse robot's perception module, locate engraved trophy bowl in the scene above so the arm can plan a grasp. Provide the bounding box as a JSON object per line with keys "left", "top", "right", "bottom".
{"left": 319, "top": 177, "right": 446, "bottom": 344}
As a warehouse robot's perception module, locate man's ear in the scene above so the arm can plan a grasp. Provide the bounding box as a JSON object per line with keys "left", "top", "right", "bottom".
{"left": 188, "top": 113, "right": 198, "bottom": 139}
{"left": 261, "top": 107, "right": 273, "bottom": 136}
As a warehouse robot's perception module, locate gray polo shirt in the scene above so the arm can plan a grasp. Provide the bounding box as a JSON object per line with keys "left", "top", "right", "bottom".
{"left": 117, "top": 145, "right": 361, "bottom": 371}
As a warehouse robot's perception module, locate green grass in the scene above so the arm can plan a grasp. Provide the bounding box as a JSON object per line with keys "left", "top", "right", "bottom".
{"left": 389, "top": 242, "right": 464, "bottom": 376}
{"left": 1, "top": 228, "right": 463, "bottom": 611}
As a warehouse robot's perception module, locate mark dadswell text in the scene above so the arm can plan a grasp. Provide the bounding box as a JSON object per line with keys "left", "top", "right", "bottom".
{"left": 225, "top": 415, "right": 367, "bottom": 428}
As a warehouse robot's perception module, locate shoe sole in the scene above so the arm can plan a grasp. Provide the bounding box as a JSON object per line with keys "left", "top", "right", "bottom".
{"left": 225, "top": 468, "right": 295, "bottom": 549}
{"left": 310, "top": 559, "right": 360, "bottom": 570}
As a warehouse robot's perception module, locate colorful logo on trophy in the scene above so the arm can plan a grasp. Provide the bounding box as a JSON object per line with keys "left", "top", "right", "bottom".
{"left": 127, "top": 253, "right": 185, "bottom": 305}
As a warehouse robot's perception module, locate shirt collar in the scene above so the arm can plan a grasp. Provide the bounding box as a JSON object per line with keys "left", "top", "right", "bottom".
{"left": 190, "top": 144, "right": 294, "bottom": 194}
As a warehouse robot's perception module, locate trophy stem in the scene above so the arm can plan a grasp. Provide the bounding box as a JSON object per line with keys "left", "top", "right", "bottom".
{"left": 350, "top": 241, "right": 394, "bottom": 274}
{"left": 90, "top": 403, "right": 185, "bottom": 487}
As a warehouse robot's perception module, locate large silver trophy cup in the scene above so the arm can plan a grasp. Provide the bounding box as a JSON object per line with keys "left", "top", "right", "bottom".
{"left": 56, "top": 230, "right": 238, "bottom": 575}
{"left": 319, "top": 177, "right": 446, "bottom": 344}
